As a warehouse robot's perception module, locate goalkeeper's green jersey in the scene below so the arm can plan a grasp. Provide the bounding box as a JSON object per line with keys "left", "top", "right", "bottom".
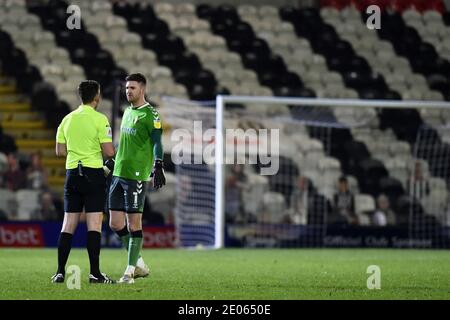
{"left": 113, "top": 102, "right": 162, "bottom": 181}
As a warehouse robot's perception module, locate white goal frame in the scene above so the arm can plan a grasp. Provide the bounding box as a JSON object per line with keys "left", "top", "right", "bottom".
{"left": 214, "top": 95, "right": 450, "bottom": 249}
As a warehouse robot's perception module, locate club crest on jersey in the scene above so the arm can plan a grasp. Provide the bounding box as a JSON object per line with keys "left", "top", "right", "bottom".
{"left": 133, "top": 114, "right": 147, "bottom": 125}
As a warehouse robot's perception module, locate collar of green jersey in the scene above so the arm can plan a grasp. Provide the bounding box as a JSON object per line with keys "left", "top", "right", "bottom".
{"left": 131, "top": 102, "right": 150, "bottom": 110}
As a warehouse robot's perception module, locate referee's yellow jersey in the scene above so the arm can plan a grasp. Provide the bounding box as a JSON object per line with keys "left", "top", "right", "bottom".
{"left": 56, "top": 104, "right": 112, "bottom": 169}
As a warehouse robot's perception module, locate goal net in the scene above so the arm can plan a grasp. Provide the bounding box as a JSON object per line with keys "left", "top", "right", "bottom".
{"left": 158, "top": 95, "right": 450, "bottom": 249}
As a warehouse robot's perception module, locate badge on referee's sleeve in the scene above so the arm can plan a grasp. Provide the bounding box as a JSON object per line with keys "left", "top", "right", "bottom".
{"left": 106, "top": 126, "right": 112, "bottom": 138}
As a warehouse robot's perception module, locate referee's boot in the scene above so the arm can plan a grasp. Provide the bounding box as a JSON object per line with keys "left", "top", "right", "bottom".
{"left": 51, "top": 273, "right": 64, "bottom": 283}
{"left": 89, "top": 273, "right": 116, "bottom": 284}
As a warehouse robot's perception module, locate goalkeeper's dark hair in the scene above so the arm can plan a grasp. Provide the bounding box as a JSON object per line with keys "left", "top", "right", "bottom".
{"left": 126, "top": 73, "right": 147, "bottom": 85}
{"left": 78, "top": 80, "right": 100, "bottom": 104}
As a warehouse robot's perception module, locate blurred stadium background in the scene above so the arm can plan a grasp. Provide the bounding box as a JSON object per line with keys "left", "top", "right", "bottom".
{"left": 1, "top": 0, "right": 450, "bottom": 252}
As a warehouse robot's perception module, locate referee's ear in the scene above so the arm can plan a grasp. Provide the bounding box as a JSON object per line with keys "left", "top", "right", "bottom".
{"left": 93, "top": 90, "right": 101, "bottom": 109}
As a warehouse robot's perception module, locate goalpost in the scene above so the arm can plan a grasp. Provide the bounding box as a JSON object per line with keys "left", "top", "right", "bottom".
{"left": 160, "top": 95, "right": 450, "bottom": 249}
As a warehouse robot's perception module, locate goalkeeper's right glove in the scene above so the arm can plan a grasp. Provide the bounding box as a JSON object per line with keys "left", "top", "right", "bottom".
{"left": 103, "top": 158, "right": 115, "bottom": 177}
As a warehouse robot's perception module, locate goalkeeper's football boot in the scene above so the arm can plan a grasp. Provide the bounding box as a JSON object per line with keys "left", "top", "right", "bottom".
{"left": 89, "top": 273, "right": 116, "bottom": 284}
{"left": 118, "top": 273, "right": 135, "bottom": 284}
{"left": 135, "top": 258, "right": 150, "bottom": 279}
{"left": 50, "top": 273, "right": 64, "bottom": 283}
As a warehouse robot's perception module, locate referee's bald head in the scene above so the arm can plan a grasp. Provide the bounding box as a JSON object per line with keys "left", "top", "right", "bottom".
{"left": 78, "top": 80, "right": 100, "bottom": 104}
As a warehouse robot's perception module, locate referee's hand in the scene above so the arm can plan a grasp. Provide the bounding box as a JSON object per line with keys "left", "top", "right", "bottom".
{"left": 103, "top": 158, "right": 115, "bottom": 177}
{"left": 152, "top": 159, "right": 166, "bottom": 189}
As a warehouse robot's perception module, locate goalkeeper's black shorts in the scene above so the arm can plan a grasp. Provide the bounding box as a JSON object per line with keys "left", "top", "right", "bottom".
{"left": 108, "top": 176, "right": 147, "bottom": 213}
{"left": 64, "top": 168, "right": 106, "bottom": 213}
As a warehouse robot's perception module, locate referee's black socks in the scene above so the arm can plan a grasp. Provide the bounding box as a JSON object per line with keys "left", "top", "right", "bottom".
{"left": 87, "top": 231, "right": 102, "bottom": 277}
{"left": 57, "top": 232, "right": 73, "bottom": 275}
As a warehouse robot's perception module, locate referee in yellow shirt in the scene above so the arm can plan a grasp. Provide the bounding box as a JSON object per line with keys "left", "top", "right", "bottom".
{"left": 51, "top": 80, "right": 115, "bottom": 284}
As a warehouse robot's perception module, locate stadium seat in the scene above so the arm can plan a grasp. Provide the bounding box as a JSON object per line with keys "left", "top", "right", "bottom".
{"left": 318, "top": 157, "right": 342, "bottom": 183}
{"left": 242, "top": 174, "right": 269, "bottom": 216}
{"left": 0, "top": 188, "right": 16, "bottom": 216}
{"left": 429, "top": 177, "right": 447, "bottom": 190}
{"left": 378, "top": 177, "right": 405, "bottom": 200}
{"left": 260, "top": 191, "right": 287, "bottom": 223}
{"left": 421, "top": 189, "right": 448, "bottom": 220}
{"left": 354, "top": 194, "right": 375, "bottom": 226}
{"left": 357, "top": 158, "right": 389, "bottom": 195}
{"left": 15, "top": 189, "right": 40, "bottom": 221}
{"left": 346, "top": 175, "right": 360, "bottom": 193}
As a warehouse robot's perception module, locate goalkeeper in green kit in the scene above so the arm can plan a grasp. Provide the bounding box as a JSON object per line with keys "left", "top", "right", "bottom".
{"left": 107, "top": 73, "right": 166, "bottom": 284}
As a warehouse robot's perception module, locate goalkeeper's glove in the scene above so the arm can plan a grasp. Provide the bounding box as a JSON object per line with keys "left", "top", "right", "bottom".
{"left": 103, "top": 158, "right": 115, "bottom": 177}
{"left": 151, "top": 159, "right": 166, "bottom": 189}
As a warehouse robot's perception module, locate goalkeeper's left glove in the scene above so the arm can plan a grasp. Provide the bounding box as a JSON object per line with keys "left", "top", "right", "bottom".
{"left": 151, "top": 159, "right": 166, "bottom": 189}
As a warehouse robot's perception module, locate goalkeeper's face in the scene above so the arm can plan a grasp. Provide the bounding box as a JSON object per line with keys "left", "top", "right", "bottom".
{"left": 126, "top": 81, "right": 145, "bottom": 104}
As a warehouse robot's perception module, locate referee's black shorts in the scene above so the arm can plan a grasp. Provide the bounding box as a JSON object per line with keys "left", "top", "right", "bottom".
{"left": 64, "top": 167, "right": 106, "bottom": 213}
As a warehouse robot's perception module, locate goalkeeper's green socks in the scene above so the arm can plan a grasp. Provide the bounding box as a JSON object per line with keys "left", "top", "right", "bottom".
{"left": 128, "top": 230, "right": 143, "bottom": 270}
{"left": 115, "top": 226, "right": 130, "bottom": 249}
{"left": 116, "top": 226, "right": 142, "bottom": 260}
{"left": 120, "top": 233, "right": 130, "bottom": 250}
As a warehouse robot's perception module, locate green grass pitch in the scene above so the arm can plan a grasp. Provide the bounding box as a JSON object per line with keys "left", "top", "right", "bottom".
{"left": 0, "top": 248, "right": 449, "bottom": 300}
